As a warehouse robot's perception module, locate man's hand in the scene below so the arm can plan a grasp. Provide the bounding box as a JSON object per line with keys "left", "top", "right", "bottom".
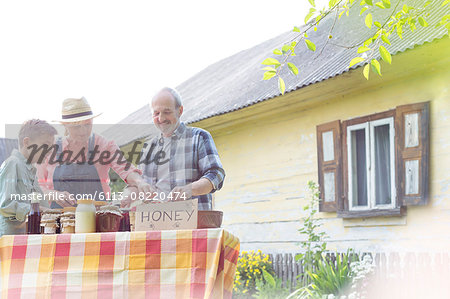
{"left": 137, "top": 181, "right": 157, "bottom": 201}
{"left": 137, "top": 181, "right": 153, "bottom": 194}
{"left": 120, "top": 182, "right": 157, "bottom": 208}
{"left": 170, "top": 184, "right": 192, "bottom": 201}
{"left": 120, "top": 186, "right": 138, "bottom": 208}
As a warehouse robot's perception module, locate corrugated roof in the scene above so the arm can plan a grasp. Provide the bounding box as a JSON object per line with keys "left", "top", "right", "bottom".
{"left": 0, "top": 138, "right": 19, "bottom": 165}
{"left": 108, "top": 0, "right": 449, "bottom": 145}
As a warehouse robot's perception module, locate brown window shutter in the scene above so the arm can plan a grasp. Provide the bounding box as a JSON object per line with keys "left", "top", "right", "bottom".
{"left": 316, "top": 120, "right": 343, "bottom": 212}
{"left": 395, "top": 102, "right": 430, "bottom": 206}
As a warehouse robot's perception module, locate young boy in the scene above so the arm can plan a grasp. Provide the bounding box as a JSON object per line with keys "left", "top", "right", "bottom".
{"left": 0, "top": 119, "right": 57, "bottom": 236}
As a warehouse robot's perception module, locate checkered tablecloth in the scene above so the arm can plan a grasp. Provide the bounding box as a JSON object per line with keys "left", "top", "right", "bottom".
{"left": 0, "top": 229, "right": 240, "bottom": 299}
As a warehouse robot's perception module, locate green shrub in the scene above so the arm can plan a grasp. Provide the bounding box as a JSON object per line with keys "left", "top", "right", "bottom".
{"left": 253, "top": 269, "right": 291, "bottom": 299}
{"left": 306, "top": 253, "right": 357, "bottom": 297}
{"left": 295, "top": 181, "right": 328, "bottom": 287}
{"left": 233, "top": 250, "right": 275, "bottom": 298}
{"left": 288, "top": 252, "right": 362, "bottom": 299}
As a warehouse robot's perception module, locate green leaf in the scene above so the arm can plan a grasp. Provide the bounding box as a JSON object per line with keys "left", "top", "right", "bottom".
{"left": 273, "top": 49, "right": 282, "bottom": 55}
{"left": 371, "top": 59, "right": 382, "bottom": 76}
{"left": 382, "top": 0, "right": 391, "bottom": 8}
{"left": 305, "top": 8, "right": 316, "bottom": 24}
{"left": 365, "top": 0, "right": 373, "bottom": 5}
{"left": 440, "top": 14, "right": 450, "bottom": 24}
{"left": 360, "top": 6, "right": 368, "bottom": 15}
{"left": 443, "top": 0, "right": 450, "bottom": 6}
{"left": 402, "top": 4, "right": 409, "bottom": 13}
{"left": 339, "top": 10, "right": 346, "bottom": 19}
{"left": 293, "top": 26, "right": 301, "bottom": 33}
{"left": 308, "top": 0, "right": 316, "bottom": 7}
{"left": 263, "top": 71, "right": 276, "bottom": 80}
{"left": 261, "top": 57, "right": 281, "bottom": 66}
{"left": 262, "top": 269, "right": 276, "bottom": 288}
{"left": 379, "top": 45, "right": 392, "bottom": 64}
{"left": 282, "top": 44, "right": 291, "bottom": 54}
{"left": 363, "top": 38, "right": 373, "bottom": 46}
{"left": 397, "top": 24, "right": 403, "bottom": 39}
{"left": 305, "top": 39, "right": 316, "bottom": 51}
{"left": 397, "top": 23, "right": 403, "bottom": 39}
{"left": 357, "top": 46, "right": 371, "bottom": 53}
{"left": 375, "top": 2, "right": 385, "bottom": 9}
{"left": 329, "top": 0, "right": 338, "bottom": 7}
{"left": 295, "top": 254, "right": 305, "bottom": 262}
{"left": 288, "top": 62, "right": 299, "bottom": 75}
{"left": 381, "top": 34, "right": 391, "bottom": 45}
{"left": 418, "top": 17, "right": 428, "bottom": 27}
{"left": 374, "top": 21, "right": 382, "bottom": 28}
{"left": 262, "top": 66, "right": 277, "bottom": 72}
{"left": 372, "top": 30, "right": 381, "bottom": 39}
{"left": 278, "top": 77, "right": 286, "bottom": 95}
{"left": 316, "top": 14, "right": 322, "bottom": 23}
{"left": 365, "top": 13, "right": 373, "bottom": 28}
{"left": 349, "top": 57, "right": 365, "bottom": 67}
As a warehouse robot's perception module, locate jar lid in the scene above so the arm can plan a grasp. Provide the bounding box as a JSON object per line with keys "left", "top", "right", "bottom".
{"left": 61, "top": 212, "right": 75, "bottom": 218}
{"left": 97, "top": 204, "right": 122, "bottom": 217}
{"left": 43, "top": 209, "right": 62, "bottom": 214}
{"left": 77, "top": 198, "right": 94, "bottom": 204}
{"left": 30, "top": 192, "right": 41, "bottom": 204}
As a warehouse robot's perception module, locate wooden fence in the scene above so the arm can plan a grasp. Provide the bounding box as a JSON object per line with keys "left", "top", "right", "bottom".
{"left": 268, "top": 252, "right": 450, "bottom": 296}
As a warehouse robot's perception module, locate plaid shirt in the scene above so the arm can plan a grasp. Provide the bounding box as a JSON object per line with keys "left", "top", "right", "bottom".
{"left": 138, "top": 122, "right": 225, "bottom": 210}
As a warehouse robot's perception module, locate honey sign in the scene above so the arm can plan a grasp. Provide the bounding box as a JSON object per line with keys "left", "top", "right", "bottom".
{"left": 135, "top": 199, "right": 198, "bottom": 231}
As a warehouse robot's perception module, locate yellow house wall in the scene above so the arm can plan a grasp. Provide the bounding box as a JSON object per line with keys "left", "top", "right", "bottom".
{"left": 197, "top": 41, "right": 450, "bottom": 254}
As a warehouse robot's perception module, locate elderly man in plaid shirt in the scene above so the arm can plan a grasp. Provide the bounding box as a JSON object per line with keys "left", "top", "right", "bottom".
{"left": 123, "top": 87, "right": 225, "bottom": 210}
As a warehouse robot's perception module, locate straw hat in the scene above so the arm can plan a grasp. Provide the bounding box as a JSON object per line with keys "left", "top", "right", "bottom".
{"left": 55, "top": 97, "right": 102, "bottom": 123}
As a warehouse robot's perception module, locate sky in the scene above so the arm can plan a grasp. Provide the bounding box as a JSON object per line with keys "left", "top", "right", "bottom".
{"left": 0, "top": 0, "right": 315, "bottom": 138}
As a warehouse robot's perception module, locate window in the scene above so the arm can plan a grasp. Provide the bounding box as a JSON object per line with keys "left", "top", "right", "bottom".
{"left": 316, "top": 102, "right": 429, "bottom": 218}
{"left": 347, "top": 117, "right": 396, "bottom": 211}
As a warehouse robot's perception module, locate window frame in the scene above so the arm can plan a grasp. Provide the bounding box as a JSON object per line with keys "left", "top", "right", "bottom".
{"left": 340, "top": 109, "right": 401, "bottom": 218}
{"left": 347, "top": 122, "right": 370, "bottom": 211}
{"left": 347, "top": 117, "right": 396, "bottom": 211}
{"left": 369, "top": 117, "right": 396, "bottom": 210}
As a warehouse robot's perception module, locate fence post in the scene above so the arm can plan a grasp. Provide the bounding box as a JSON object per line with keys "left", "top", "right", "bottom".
{"left": 292, "top": 253, "right": 299, "bottom": 289}
{"left": 275, "top": 254, "right": 282, "bottom": 280}
{"left": 282, "top": 253, "right": 288, "bottom": 288}
{"left": 287, "top": 253, "right": 293, "bottom": 289}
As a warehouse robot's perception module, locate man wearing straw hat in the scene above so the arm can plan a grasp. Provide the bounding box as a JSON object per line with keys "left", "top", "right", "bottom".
{"left": 36, "top": 97, "right": 151, "bottom": 208}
